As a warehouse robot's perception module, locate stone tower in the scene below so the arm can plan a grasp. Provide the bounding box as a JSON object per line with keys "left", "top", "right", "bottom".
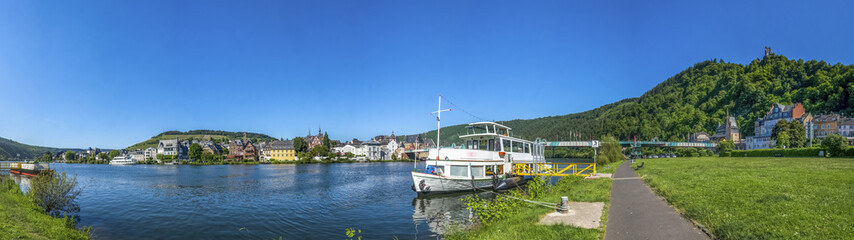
{"left": 764, "top": 46, "right": 771, "bottom": 58}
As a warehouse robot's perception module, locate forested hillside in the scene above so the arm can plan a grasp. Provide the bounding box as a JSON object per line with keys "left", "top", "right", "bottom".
{"left": 424, "top": 53, "right": 854, "bottom": 145}
{"left": 0, "top": 137, "right": 84, "bottom": 161}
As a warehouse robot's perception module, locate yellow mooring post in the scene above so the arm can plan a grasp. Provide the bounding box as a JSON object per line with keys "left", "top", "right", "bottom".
{"left": 593, "top": 162, "right": 597, "bottom": 176}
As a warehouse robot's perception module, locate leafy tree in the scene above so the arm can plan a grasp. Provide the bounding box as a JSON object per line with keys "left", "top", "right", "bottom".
{"left": 108, "top": 150, "right": 120, "bottom": 160}
{"left": 221, "top": 147, "right": 229, "bottom": 155}
{"left": 36, "top": 151, "right": 53, "bottom": 162}
{"left": 597, "top": 136, "right": 622, "bottom": 165}
{"left": 776, "top": 131, "right": 790, "bottom": 148}
{"left": 97, "top": 152, "right": 108, "bottom": 161}
{"left": 64, "top": 151, "right": 76, "bottom": 161}
{"left": 821, "top": 134, "right": 848, "bottom": 157}
{"left": 789, "top": 120, "right": 807, "bottom": 148}
{"left": 322, "top": 132, "right": 331, "bottom": 149}
{"left": 717, "top": 140, "right": 734, "bottom": 155}
{"left": 772, "top": 120, "right": 791, "bottom": 140}
{"left": 293, "top": 137, "right": 308, "bottom": 153}
{"left": 189, "top": 143, "right": 202, "bottom": 160}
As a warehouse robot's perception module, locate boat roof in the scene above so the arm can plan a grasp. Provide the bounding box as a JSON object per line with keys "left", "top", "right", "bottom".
{"left": 467, "top": 122, "right": 511, "bottom": 130}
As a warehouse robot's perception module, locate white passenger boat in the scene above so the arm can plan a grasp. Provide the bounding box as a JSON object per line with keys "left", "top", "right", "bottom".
{"left": 411, "top": 96, "right": 545, "bottom": 195}
{"left": 109, "top": 155, "right": 137, "bottom": 165}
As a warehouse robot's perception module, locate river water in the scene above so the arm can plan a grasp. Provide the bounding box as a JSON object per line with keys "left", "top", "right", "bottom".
{"left": 2, "top": 159, "right": 591, "bottom": 239}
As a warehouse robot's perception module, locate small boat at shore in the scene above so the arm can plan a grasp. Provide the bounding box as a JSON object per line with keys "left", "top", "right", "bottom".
{"left": 110, "top": 156, "right": 137, "bottom": 165}
{"left": 7, "top": 162, "right": 51, "bottom": 176}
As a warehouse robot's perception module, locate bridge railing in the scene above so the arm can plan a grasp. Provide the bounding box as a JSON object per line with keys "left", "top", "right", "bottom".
{"left": 511, "top": 163, "right": 597, "bottom": 177}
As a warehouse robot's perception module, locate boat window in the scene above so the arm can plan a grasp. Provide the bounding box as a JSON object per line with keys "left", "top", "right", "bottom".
{"left": 478, "top": 139, "right": 487, "bottom": 150}
{"left": 450, "top": 165, "right": 468, "bottom": 177}
{"left": 427, "top": 165, "right": 445, "bottom": 175}
{"left": 502, "top": 139, "right": 510, "bottom": 152}
{"left": 467, "top": 140, "right": 473, "bottom": 149}
{"left": 524, "top": 143, "right": 530, "bottom": 153}
{"left": 471, "top": 166, "right": 485, "bottom": 178}
{"left": 513, "top": 141, "right": 524, "bottom": 152}
{"left": 488, "top": 139, "right": 496, "bottom": 151}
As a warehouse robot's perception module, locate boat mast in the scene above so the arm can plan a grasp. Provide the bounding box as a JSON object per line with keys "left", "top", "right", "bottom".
{"left": 431, "top": 94, "right": 451, "bottom": 160}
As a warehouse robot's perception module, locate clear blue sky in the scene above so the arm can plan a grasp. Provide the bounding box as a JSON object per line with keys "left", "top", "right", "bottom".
{"left": 1, "top": 0, "right": 853, "bottom": 149}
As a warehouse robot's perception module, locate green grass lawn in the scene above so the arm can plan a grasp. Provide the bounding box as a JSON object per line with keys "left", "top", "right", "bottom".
{"left": 447, "top": 160, "right": 622, "bottom": 240}
{"left": 597, "top": 160, "right": 624, "bottom": 174}
{"left": 635, "top": 157, "right": 853, "bottom": 240}
{"left": 0, "top": 178, "right": 89, "bottom": 240}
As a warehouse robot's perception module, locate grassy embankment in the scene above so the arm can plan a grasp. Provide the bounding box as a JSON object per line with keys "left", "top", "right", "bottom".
{"left": 0, "top": 178, "right": 89, "bottom": 240}
{"left": 635, "top": 157, "right": 853, "bottom": 239}
{"left": 448, "top": 160, "right": 623, "bottom": 240}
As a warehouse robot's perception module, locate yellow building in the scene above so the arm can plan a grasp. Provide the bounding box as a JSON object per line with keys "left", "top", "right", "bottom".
{"left": 269, "top": 140, "right": 296, "bottom": 161}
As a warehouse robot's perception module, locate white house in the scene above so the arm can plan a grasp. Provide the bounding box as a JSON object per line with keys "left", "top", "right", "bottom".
{"left": 363, "top": 139, "right": 384, "bottom": 160}
{"left": 335, "top": 144, "right": 358, "bottom": 155}
{"left": 157, "top": 139, "right": 184, "bottom": 158}
{"left": 144, "top": 147, "right": 157, "bottom": 161}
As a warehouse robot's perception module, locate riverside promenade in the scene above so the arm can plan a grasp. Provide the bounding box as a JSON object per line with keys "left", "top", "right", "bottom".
{"left": 605, "top": 161, "right": 708, "bottom": 240}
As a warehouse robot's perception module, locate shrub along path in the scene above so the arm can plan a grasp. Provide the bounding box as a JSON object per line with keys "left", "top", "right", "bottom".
{"left": 605, "top": 161, "right": 707, "bottom": 240}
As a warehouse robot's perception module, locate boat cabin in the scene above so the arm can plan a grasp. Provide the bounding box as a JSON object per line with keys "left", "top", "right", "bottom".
{"left": 421, "top": 122, "right": 545, "bottom": 180}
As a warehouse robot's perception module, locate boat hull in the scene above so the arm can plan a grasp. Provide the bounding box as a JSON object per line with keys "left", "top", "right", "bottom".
{"left": 411, "top": 172, "right": 494, "bottom": 195}
{"left": 109, "top": 162, "right": 136, "bottom": 165}
{"left": 9, "top": 169, "right": 47, "bottom": 176}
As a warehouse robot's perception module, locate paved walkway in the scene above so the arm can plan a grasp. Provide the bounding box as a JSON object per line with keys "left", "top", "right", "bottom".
{"left": 605, "top": 161, "right": 708, "bottom": 240}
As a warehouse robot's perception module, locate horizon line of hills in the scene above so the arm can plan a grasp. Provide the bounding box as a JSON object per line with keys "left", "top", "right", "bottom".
{"left": 3, "top": 50, "right": 853, "bottom": 159}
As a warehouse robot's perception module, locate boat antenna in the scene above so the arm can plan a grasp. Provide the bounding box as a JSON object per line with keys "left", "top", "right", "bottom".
{"left": 431, "top": 94, "right": 451, "bottom": 160}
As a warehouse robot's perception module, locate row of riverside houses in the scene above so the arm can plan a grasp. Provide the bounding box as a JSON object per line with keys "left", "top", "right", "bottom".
{"left": 691, "top": 103, "right": 854, "bottom": 150}
{"left": 109, "top": 130, "right": 433, "bottom": 163}
{"left": 115, "top": 133, "right": 296, "bottom": 163}
{"left": 333, "top": 132, "right": 435, "bottom": 161}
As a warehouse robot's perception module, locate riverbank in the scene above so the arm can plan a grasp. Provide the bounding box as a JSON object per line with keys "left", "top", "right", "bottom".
{"left": 635, "top": 157, "right": 853, "bottom": 239}
{"left": 0, "top": 177, "right": 89, "bottom": 239}
{"left": 447, "top": 160, "right": 624, "bottom": 240}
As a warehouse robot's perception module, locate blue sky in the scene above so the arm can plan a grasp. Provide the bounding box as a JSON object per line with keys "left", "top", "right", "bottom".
{"left": 1, "top": 0, "right": 853, "bottom": 149}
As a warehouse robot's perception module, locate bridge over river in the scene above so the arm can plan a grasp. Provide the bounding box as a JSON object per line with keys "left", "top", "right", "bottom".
{"left": 403, "top": 140, "right": 717, "bottom": 154}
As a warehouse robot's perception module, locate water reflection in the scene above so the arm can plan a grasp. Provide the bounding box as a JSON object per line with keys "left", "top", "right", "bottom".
{"left": 412, "top": 192, "right": 491, "bottom": 236}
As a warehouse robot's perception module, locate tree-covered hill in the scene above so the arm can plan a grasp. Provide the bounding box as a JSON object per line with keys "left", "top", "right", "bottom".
{"left": 0, "top": 137, "right": 84, "bottom": 161}
{"left": 126, "top": 130, "right": 276, "bottom": 150}
{"left": 423, "top": 53, "right": 854, "bottom": 145}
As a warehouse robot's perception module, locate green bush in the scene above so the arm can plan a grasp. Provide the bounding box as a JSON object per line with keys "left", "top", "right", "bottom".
{"left": 822, "top": 134, "right": 848, "bottom": 157}
{"left": 28, "top": 171, "right": 82, "bottom": 217}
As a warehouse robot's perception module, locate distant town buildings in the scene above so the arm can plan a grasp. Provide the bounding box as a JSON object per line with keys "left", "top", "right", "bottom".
{"left": 268, "top": 139, "right": 295, "bottom": 161}
{"left": 689, "top": 132, "right": 710, "bottom": 142}
{"left": 306, "top": 128, "right": 324, "bottom": 150}
{"left": 227, "top": 135, "right": 258, "bottom": 161}
{"left": 746, "top": 103, "right": 812, "bottom": 150}
{"left": 711, "top": 115, "right": 742, "bottom": 143}
{"left": 812, "top": 113, "right": 841, "bottom": 138}
{"left": 157, "top": 139, "right": 183, "bottom": 157}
